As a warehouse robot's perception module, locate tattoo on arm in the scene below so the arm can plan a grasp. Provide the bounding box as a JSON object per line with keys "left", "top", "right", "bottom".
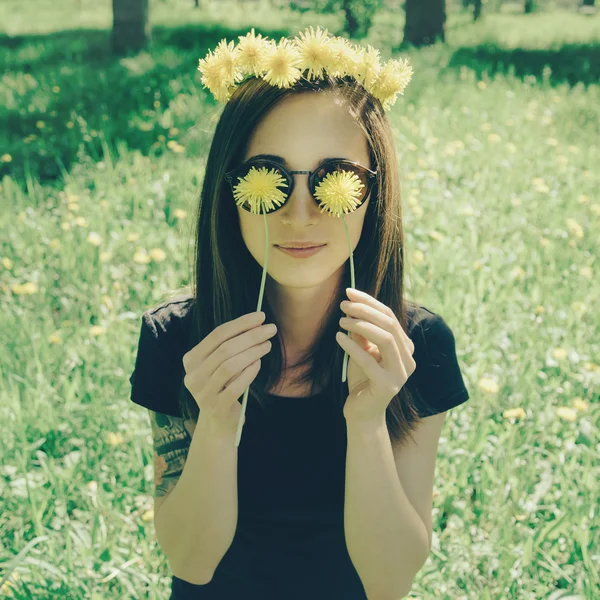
{"left": 149, "top": 411, "right": 194, "bottom": 498}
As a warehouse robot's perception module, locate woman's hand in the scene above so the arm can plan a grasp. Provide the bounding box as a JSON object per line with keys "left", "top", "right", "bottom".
{"left": 337, "top": 288, "right": 416, "bottom": 424}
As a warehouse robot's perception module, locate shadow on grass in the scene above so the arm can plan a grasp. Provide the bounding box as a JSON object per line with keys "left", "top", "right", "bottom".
{"left": 446, "top": 43, "right": 600, "bottom": 87}
{"left": 0, "top": 23, "right": 598, "bottom": 186}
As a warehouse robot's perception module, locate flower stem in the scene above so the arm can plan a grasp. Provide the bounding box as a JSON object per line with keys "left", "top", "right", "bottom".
{"left": 235, "top": 202, "right": 270, "bottom": 447}
{"left": 342, "top": 214, "right": 355, "bottom": 383}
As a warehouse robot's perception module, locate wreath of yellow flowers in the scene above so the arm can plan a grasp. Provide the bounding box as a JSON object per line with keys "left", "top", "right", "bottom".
{"left": 198, "top": 27, "right": 414, "bottom": 446}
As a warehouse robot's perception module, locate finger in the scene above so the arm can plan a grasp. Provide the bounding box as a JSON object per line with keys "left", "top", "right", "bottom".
{"left": 340, "top": 316, "right": 403, "bottom": 376}
{"left": 336, "top": 331, "right": 386, "bottom": 384}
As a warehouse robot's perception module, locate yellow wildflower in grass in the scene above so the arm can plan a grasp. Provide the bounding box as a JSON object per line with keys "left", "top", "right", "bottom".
{"left": 36, "top": 120, "right": 45, "bottom": 129}
{"left": 74, "top": 216, "right": 88, "bottom": 227}
{"left": 503, "top": 407, "right": 526, "bottom": 420}
{"left": 49, "top": 239, "right": 61, "bottom": 250}
{"left": 572, "top": 398, "right": 588, "bottom": 411}
{"left": 2, "top": 257, "right": 13, "bottom": 269}
{"left": 555, "top": 407, "right": 577, "bottom": 422}
{"left": 90, "top": 325, "right": 106, "bottom": 337}
{"left": 231, "top": 161, "right": 369, "bottom": 446}
{"left": 413, "top": 249, "right": 425, "bottom": 264}
{"left": 141, "top": 510, "right": 154, "bottom": 523}
{"left": 571, "top": 302, "right": 586, "bottom": 314}
{"left": 487, "top": 133, "right": 501, "bottom": 143}
{"left": 48, "top": 332, "right": 63, "bottom": 344}
{"left": 101, "top": 295, "right": 113, "bottom": 311}
{"left": 262, "top": 37, "right": 303, "bottom": 88}
{"left": 99, "top": 251, "right": 112, "bottom": 262}
{"left": 232, "top": 166, "right": 288, "bottom": 213}
{"left": 105, "top": 432, "right": 124, "bottom": 446}
{"left": 579, "top": 266, "right": 592, "bottom": 279}
{"left": 551, "top": 347, "right": 568, "bottom": 360}
{"left": 293, "top": 26, "right": 334, "bottom": 81}
{"left": 477, "top": 80, "right": 487, "bottom": 90}
{"left": 566, "top": 218, "right": 584, "bottom": 239}
{"left": 539, "top": 237, "right": 551, "bottom": 248}
{"left": 127, "top": 232, "right": 140, "bottom": 242}
{"left": 173, "top": 208, "right": 187, "bottom": 219}
{"left": 61, "top": 222, "right": 71, "bottom": 231}
{"left": 428, "top": 230, "right": 443, "bottom": 241}
{"left": 1, "top": 154, "right": 13, "bottom": 162}
{"left": 87, "top": 232, "right": 103, "bottom": 246}
{"left": 510, "top": 266, "right": 526, "bottom": 281}
{"left": 100, "top": 200, "right": 110, "bottom": 209}
{"left": 577, "top": 194, "right": 589, "bottom": 204}
{"left": 478, "top": 377, "right": 499, "bottom": 394}
{"left": 11, "top": 282, "right": 39, "bottom": 295}
{"left": 149, "top": 248, "right": 167, "bottom": 262}
{"left": 133, "top": 249, "right": 151, "bottom": 264}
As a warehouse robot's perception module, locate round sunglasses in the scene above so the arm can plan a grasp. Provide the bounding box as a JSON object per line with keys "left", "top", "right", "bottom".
{"left": 224, "top": 158, "right": 377, "bottom": 214}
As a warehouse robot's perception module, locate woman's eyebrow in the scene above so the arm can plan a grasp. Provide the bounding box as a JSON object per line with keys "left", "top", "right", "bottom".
{"left": 247, "top": 154, "right": 348, "bottom": 168}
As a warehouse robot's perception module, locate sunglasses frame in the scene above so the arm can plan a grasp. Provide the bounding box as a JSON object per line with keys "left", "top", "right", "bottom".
{"left": 224, "top": 158, "right": 378, "bottom": 214}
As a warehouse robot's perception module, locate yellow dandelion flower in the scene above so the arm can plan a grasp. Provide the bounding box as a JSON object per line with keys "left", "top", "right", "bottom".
{"left": 262, "top": 37, "right": 302, "bottom": 88}
{"left": 141, "top": 510, "right": 154, "bottom": 523}
{"left": 99, "top": 251, "right": 112, "bottom": 262}
{"left": 551, "top": 347, "right": 568, "bottom": 360}
{"left": 503, "top": 407, "right": 526, "bottom": 420}
{"left": 74, "top": 216, "right": 88, "bottom": 227}
{"left": 87, "top": 232, "right": 103, "bottom": 246}
{"left": 313, "top": 170, "right": 364, "bottom": 217}
{"left": 478, "top": 377, "right": 499, "bottom": 394}
{"left": 572, "top": 398, "right": 587, "bottom": 411}
{"left": 2, "top": 257, "right": 13, "bottom": 269}
{"left": 237, "top": 28, "right": 272, "bottom": 76}
{"left": 101, "top": 295, "right": 113, "bottom": 310}
{"left": 149, "top": 248, "right": 167, "bottom": 262}
{"left": 327, "top": 36, "right": 360, "bottom": 78}
{"left": 61, "top": 222, "right": 70, "bottom": 231}
{"left": 352, "top": 44, "right": 381, "bottom": 89}
{"left": 566, "top": 218, "right": 584, "bottom": 239}
{"left": 127, "top": 232, "right": 140, "bottom": 242}
{"left": 48, "top": 332, "right": 63, "bottom": 344}
{"left": 90, "top": 325, "right": 106, "bottom": 337}
{"left": 579, "top": 266, "right": 592, "bottom": 279}
{"left": 198, "top": 39, "right": 243, "bottom": 102}
{"left": 368, "top": 57, "right": 413, "bottom": 111}
{"left": 233, "top": 166, "right": 288, "bottom": 214}
{"left": 105, "top": 432, "right": 124, "bottom": 446}
{"left": 293, "top": 25, "right": 334, "bottom": 81}
{"left": 173, "top": 208, "right": 187, "bottom": 219}
{"left": 1, "top": 154, "right": 12, "bottom": 162}
{"left": 133, "top": 249, "right": 151, "bottom": 264}
{"left": 555, "top": 407, "right": 577, "bottom": 422}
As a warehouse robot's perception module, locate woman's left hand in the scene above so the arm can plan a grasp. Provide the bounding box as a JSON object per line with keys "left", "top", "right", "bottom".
{"left": 337, "top": 288, "right": 416, "bottom": 424}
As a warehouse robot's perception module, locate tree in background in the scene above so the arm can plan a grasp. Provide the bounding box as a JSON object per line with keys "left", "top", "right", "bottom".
{"left": 111, "top": 0, "right": 151, "bottom": 55}
{"left": 342, "top": 0, "right": 380, "bottom": 38}
{"left": 524, "top": 0, "right": 535, "bottom": 13}
{"left": 403, "top": 0, "right": 446, "bottom": 47}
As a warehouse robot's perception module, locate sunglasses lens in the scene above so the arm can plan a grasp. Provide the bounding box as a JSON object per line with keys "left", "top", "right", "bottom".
{"left": 232, "top": 161, "right": 289, "bottom": 213}
{"left": 313, "top": 161, "right": 370, "bottom": 203}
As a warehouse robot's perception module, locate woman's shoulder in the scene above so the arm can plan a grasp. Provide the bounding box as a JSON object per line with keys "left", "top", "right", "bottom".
{"left": 140, "top": 292, "right": 196, "bottom": 354}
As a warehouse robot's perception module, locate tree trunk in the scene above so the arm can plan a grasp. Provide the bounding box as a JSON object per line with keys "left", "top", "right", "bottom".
{"left": 582, "top": 0, "right": 595, "bottom": 6}
{"left": 342, "top": 0, "right": 360, "bottom": 37}
{"left": 524, "top": 0, "right": 534, "bottom": 13}
{"left": 473, "top": 0, "right": 482, "bottom": 20}
{"left": 111, "top": 0, "right": 151, "bottom": 55}
{"left": 403, "top": 0, "right": 446, "bottom": 47}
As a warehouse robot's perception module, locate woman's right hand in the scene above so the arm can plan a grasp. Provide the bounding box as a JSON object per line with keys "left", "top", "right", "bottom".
{"left": 182, "top": 311, "right": 277, "bottom": 437}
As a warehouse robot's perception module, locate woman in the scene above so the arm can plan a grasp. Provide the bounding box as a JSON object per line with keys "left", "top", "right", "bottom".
{"left": 129, "top": 27, "right": 470, "bottom": 600}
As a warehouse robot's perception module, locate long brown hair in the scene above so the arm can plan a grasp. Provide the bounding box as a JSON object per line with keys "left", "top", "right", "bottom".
{"left": 168, "top": 73, "right": 424, "bottom": 447}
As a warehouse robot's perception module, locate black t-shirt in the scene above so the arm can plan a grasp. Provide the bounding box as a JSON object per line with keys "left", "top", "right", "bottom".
{"left": 129, "top": 295, "right": 470, "bottom": 600}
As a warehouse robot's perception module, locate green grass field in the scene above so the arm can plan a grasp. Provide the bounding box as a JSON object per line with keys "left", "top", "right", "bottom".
{"left": 1, "top": 0, "right": 599, "bottom": 598}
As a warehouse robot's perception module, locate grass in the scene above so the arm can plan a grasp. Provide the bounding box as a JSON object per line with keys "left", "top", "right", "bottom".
{"left": 1, "top": 0, "right": 599, "bottom": 598}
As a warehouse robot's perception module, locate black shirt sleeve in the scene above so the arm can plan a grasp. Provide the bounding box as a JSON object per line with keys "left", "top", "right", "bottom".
{"left": 406, "top": 309, "right": 470, "bottom": 418}
{"left": 129, "top": 311, "right": 184, "bottom": 418}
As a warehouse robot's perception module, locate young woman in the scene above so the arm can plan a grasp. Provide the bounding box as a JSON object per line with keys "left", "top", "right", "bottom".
{"left": 129, "top": 28, "right": 470, "bottom": 600}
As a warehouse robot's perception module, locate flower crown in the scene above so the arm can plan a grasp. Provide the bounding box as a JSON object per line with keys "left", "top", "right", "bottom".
{"left": 197, "top": 26, "right": 413, "bottom": 112}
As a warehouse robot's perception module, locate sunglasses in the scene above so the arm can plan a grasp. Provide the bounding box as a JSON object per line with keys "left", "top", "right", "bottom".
{"left": 224, "top": 158, "right": 377, "bottom": 214}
